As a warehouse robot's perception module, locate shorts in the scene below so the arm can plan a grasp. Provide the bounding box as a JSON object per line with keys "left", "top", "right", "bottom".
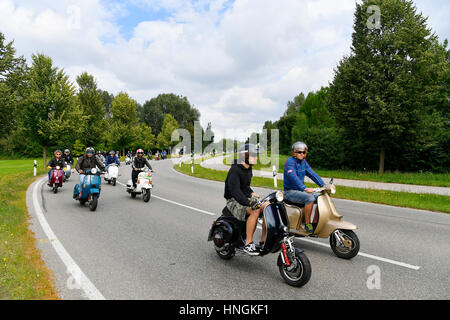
{"left": 226, "top": 196, "right": 259, "bottom": 221}
{"left": 284, "top": 190, "right": 320, "bottom": 205}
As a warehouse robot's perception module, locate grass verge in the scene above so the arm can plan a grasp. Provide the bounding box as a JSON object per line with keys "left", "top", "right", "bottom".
{"left": 223, "top": 154, "right": 450, "bottom": 187}
{"left": 175, "top": 162, "right": 450, "bottom": 214}
{"left": 0, "top": 161, "right": 58, "bottom": 299}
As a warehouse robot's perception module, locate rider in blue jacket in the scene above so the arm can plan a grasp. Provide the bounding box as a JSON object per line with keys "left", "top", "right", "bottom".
{"left": 284, "top": 142, "right": 325, "bottom": 235}
{"left": 105, "top": 150, "right": 120, "bottom": 171}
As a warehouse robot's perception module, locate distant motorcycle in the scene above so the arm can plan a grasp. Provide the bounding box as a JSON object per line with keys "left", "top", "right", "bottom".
{"left": 48, "top": 166, "right": 64, "bottom": 194}
{"left": 126, "top": 168, "right": 154, "bottom": 202}
{"left": 63, "top": 162, "right": 72, "bottom": 182}
{"left": 125, "top": 156, "right": 132, "bottom": 165}
{"left": 104, "top": 163, "right": 119, "bottom": 186}
{"left": 208, "top": 191, "right": 312, "bottom": 287}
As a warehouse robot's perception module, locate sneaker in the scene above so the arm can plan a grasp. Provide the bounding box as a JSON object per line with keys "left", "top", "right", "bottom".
{"left": 305, "top": 223, "right": 314, "bottom": 235}
{"left": 256, "top": 241, "right": 265, "bottom": 250}
{"left": 243, "top": 242, "right": 260, "bottom": 256}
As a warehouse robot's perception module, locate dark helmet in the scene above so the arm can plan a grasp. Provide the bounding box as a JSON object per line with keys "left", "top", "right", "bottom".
{"left": 238, "top": 143, "right": 258, "bottom": 165}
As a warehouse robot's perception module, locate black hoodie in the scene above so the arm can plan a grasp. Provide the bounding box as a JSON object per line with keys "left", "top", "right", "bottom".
{"left": 224, "top": 160, "right": 254, "bottom": 206}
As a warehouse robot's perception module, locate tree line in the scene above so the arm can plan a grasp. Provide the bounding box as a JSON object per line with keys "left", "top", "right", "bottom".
{"left": 0, "top": 32, "right": 212, "bottom": 166}
{"left": 261, "top": 0, "right": 449, "bottom": 173}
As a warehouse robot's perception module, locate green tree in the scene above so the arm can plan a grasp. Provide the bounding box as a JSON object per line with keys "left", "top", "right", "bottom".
{"left": 76, "top": 72, "right": 106, "bottom": 147}
{"left": 22, "top": 54, "right": 76, "bottom": 166}
{"left": 0, "top": 32, "right": 28, "bottom": 138}
{"left": 106, "top": 92, "right": 139, "bottom": 155}
{"left": 141, "top": 93, "right": 200, "bottom": 136}
{"left": 156, "top": 114, "right": 179, "bottom": 150}
{"left": 132, "top": 124, "right": 156, "bottom": 152}
{"left": 328, "top": 0, "right": 449, "bottom": 173}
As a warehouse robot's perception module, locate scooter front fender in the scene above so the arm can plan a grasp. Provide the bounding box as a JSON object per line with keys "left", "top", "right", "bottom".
{"left": 316, "top": 220, "right": 357, "bottom": 238}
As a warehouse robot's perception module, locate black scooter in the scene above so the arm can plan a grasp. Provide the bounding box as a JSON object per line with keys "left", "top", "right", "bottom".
{"left": 208, "top": 191, "right": 312, "bottom": 287}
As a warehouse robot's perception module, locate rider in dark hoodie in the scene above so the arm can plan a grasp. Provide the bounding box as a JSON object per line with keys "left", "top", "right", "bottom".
{"left": 224, "top": 144, "right": 269, "bottom": 256}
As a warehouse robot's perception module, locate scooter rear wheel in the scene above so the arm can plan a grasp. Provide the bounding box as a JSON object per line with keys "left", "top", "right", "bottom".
{"left": 278, "top": 249, "right": 311, "bottom": 287}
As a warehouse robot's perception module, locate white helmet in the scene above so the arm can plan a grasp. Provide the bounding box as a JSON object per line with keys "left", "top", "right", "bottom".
{"left": 292, "top": 142, "right": 308, "bottom": 155}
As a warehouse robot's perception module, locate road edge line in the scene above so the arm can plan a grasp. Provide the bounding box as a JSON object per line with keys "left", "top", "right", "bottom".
{"left": 31, "top": 177, "right": 106, "bottom": 300}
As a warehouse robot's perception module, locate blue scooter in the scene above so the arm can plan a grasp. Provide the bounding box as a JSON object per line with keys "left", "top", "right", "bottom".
{"left": 73, "top": 168, "right": 103, "bottom": 211}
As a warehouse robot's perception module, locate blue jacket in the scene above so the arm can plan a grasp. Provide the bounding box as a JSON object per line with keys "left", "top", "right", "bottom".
{"left": 105, "top": 155, "right": 120, "bottom": 165}
{"left": 283, "top": 157, "right": 325, "bottom": 192}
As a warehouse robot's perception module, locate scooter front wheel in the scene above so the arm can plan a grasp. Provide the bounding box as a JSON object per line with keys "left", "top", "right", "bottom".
{"left": 329, "top": 230, "right": 360, "bottom": 259}
{"left": 53, "top": 186, "right": 58, "bottom": 194}
{"left": 143, "top": 189, "right": 151, "bottom": 202}
{"left": 89, "top": 195, "right": 98, "bottom": 211}
{"left": 278, "top": 249, "right": 311, "bottom": 287}
{"left": 112, "top": 178, "right": 116, "bottom": 186}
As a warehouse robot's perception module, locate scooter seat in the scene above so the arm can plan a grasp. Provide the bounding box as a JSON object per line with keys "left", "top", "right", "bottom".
{"left": 222, "top": 207, "right": 233, "bottom": 217}
{"left": 284, "top": 199, "right": 305, "bottom": 207}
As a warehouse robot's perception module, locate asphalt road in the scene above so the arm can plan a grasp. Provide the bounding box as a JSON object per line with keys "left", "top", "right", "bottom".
{"left": 26, "top": 159, "right": 450, "bottom": 300}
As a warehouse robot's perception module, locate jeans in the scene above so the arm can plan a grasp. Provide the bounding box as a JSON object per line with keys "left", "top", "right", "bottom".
{"left": 132, "top": 170, "right": 139, "bottom": 188}
{"left": 78, "top": 174, "right": 86, "bottom": 193}
{"left": 284, "top": 190, "right": 320, "bottom": 205}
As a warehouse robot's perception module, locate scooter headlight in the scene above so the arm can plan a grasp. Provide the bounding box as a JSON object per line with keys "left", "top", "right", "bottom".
{"left": 330, "top": 184, "right": 336, "bottom": 194}
{"left": 56, "top": 166, "right": 60, "bottom": 170}
{"left": 91, "top": 168, "right": 98, "bottom": 174}
{"left": 276, "top": 191, "right": 284, "bottom": 202}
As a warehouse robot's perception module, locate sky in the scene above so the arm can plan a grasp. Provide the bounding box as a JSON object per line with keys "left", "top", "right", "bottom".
{"left": 0, "top": 0, "right": 448, "bottom": 141}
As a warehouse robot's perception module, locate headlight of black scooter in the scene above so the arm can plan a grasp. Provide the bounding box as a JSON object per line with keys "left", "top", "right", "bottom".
{"left": 276, "top": 191, "right": 284, "bottom": 202}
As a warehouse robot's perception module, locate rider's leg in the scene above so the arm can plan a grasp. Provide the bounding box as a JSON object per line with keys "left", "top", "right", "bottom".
{"left": 78, "top": 174, "right": 85, "bottom": 196}
{"left": 132, "top": 170, "right": 138, "bottom": 188}
{"left": 312, "top": 205, "right": 319, "bottom": 223}
{"left": 304, "top": 201, "right": 314, "bottom": 224}
{"left": 245, "top": 208, "right": 260, "bottom": 245}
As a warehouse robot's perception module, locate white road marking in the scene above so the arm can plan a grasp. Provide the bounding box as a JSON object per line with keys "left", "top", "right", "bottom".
{"left": 32, "top": 177, "right": 105, "bottom": 300}
{"left": 116, "top": 180, "right": 215, "bottom": 216}
{"left": 118, "top": 179, "right": 422, "bottom": 271}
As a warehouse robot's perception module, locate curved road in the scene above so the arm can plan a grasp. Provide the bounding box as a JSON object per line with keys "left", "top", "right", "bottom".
{"left": 26, "top": 159, "right": 450, "bottom": 299}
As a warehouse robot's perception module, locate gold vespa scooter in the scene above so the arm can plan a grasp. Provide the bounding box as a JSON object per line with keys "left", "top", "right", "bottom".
{"left": 284, "top": 179, "right": 360, "bottom": 259}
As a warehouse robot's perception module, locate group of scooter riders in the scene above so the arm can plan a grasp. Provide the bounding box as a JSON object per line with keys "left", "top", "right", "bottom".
{"left": 47, "top": 140, "right": 324, "bottom": 256}
{"left": 46, "top": 147, "right": 155, "bottom": 198}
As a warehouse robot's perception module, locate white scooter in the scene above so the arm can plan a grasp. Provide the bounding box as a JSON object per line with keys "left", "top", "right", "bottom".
{"left": 125, "top": 156, "right": 131, "bottom": 165}
{"left": 126, "top": 168, "right": 154, "bottom": 202}
{"left": 63, "top": 162, "right": 71, "bottom": 182}
{"left": 104, "top": 163, "right": 119, "bottom": 186}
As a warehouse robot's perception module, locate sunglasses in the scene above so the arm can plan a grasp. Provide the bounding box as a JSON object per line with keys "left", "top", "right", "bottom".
{"left": 295, "top": 151, "right": 306, "bottom": 155}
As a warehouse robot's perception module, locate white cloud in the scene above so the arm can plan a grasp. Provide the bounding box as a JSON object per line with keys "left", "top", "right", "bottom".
{"left": 0, "top": 0, "right": 447, "bottom": 140}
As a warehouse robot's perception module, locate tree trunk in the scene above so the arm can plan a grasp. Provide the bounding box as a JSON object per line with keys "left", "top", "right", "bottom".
{"left": 378, "top": 146, "right": 385, "bottom": 174}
